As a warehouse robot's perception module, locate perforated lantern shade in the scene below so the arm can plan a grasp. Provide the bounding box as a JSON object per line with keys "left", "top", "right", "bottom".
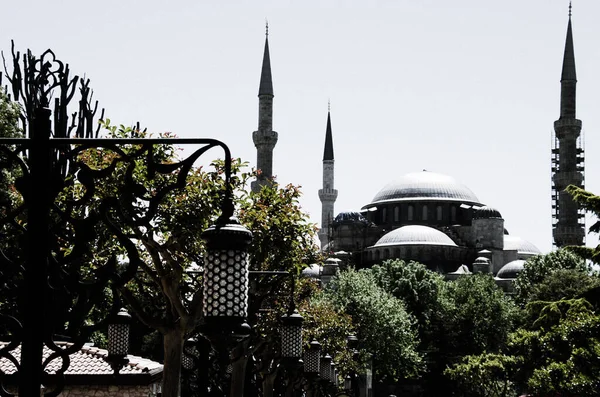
{"left": 320, "top": 354, "right": 332, "bottom": 381}
{"left": 202, "top": 217, "right": 252, "bottom": 325}
{"left": 108, "top": 308, "right": 131, "bottom": 357}
{"left": 281, "top": 311, "right": 303, "bottom": 360}
{"left": 304, "top": 340, "right": 321, "bottom": 375}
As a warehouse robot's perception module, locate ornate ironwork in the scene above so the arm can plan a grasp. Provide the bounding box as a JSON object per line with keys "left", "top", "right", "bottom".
{"left": 0, "top": 43, "right": 235, "bottom": 395}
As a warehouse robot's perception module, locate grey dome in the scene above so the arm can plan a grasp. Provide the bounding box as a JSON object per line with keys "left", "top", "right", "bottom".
{"left": 368, "top": 171, "right": 481, "bottom": 205}
{"left": 504, "top": 235, "right": 541, "bottom": 255}
{"left": 333, "top": 211, "right": 369, "bottom": 224}
{"left": 473, "top": 206, "right": 502, "bottom": 219}
{"left": 373, "top": 225, "right": 457, "bottom": 247}
{"left": 496, "top": 259, "right": 526, "bottom": 279}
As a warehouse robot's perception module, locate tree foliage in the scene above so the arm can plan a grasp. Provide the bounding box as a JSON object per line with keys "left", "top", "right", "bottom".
{"left": 441, "top": 274, "right": 518, "bottom": 359}
{"left": 320, "top": 268, "right": 424, "bottom": 381}
{"left": 368, "top": 259, "right": 447, "bottom": 349}
{"left": 566, "top": 184, "right": 600, "bottom": 263}
{"left": 513, "top": 249, "right": 588, "bottom": 305}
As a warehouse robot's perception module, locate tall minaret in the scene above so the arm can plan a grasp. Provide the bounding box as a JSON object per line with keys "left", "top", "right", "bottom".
{"left": 551, "top": 2, "right": 585, "bottom": 247}
{"left": 251, "top": 23, "right": 278, "bottom": 193}
{"left": 318, "top": 104, "right": 338, "bottom": 251}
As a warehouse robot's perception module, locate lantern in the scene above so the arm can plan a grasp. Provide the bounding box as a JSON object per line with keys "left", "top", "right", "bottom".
{"left": 304, "top": 340, "right": 321, "bottom": 375}
{"left": 281, "top": 310, "right": 303, "bottom": 365}
{"left": 201, "top": 214, "right": 252, "bottom": 327}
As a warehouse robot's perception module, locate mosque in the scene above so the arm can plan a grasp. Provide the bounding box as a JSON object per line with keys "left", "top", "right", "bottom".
{"left": 250, "top": 6, "right": 586, "bottom": 287}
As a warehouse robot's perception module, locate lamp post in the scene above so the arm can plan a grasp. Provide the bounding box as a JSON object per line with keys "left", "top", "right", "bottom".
{"left": 106, "top": 308, "right": 131, "bottom": 374}
{"left": 346, "top": 335, "right": 360, "bottom": 397}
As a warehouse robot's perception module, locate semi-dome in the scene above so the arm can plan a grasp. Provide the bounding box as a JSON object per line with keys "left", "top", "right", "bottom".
{"left": 333, "top": 211, "right": 369, "bottom": 224}
{"left": 373, "top": 225, "right": 457, "bottom": 247}
{"left": 496, "top": 259, "right": 526, "bottom": 279}
{"left": 367, "top": 171, "right": 481, "bottom": 206}
{"left": 504, "top": 235, "right": 542, "bottom": 255}
{"left": 473, "top": 206, "right": 502, "bottom": 219}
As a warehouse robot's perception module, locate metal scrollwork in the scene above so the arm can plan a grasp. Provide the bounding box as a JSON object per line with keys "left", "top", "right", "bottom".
{"left": 0, "top": 43, "right": 233, "bottom": 395}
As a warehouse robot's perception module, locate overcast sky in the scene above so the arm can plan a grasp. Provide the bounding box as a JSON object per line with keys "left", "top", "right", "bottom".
{"left": 4, "top": 0, "right": 600, "bottom": 255}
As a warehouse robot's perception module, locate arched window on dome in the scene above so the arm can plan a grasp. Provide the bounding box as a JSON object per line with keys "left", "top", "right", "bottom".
{"left": 394, "top": 248, "right": 400, "bottom": 257}
{"left": 383, "top": 249, "right": 389, "bottom": 259}
{"left": 436, "top": 205, "right": 443, "bottom": 221}
{"left": 422, "top": 205, "right": 428, "bottom": 221}
{"left": 394, "top": 206, "right": 400, "bottom": 222}
{"left": 408, "top": 205, "right": 414, "bottom": 221}
{"left": 375, "top": 250, "right": 380, "bottom": 261}
{"left": 381, "top": 208, "right": 387, "bottom": 223}
{"left": 451, "top": 206, "right": 457, "bottom": 222}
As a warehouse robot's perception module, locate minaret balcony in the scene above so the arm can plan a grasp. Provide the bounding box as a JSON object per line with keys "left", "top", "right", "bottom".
{"left": 554, "top": 118, "right": 582, "bottom": 137}
{"left": 319, "top": 188, "right": 338, "bottom": 201}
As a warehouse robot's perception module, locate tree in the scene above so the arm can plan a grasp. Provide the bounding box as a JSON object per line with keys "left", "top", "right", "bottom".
{"left": 513, "top": 249, "right": 587, "bottom": 305}
{"left": 526, "top": 268, "right": 600, "bottom": 303}
{"left": 441, "top": 274, "right": 518, "bottom": 359}
{"left": 444, "top": 353, "right": 521, "bottom": 397}
{"left": 368, "top": 259, "right": 448, "bottom": 348}
{"left": 445, "top": 299, "right": 600, "bottom": 397}
{"left": 511, "top": 298, "right": 600, "bottom": 396}
{"left": 319, "top": 268, "right": 424, "bottom": 381}
{"left": 566, "top": 184, "right": 600, "bottom": 263}
{"left": 82, "top": 122, "right": 321, "bottom": 396}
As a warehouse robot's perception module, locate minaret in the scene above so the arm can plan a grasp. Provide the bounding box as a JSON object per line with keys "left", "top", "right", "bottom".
{"left": 318, "top": 104, "right": 338, "bottom": 251}
{"left": 551, "top": 2, "right": 585, "bottom": 247}
{"left": 251, "top": 23, "right": 278, "bottom": 193}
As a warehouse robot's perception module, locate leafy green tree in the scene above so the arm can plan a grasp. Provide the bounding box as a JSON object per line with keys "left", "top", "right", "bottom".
{"left": 0, "top": 87, "right": 22, "bottom": 213}
{"left": 566, "top": 184, "right": 600, "bottom": 263}
{"left": 320, "top": 268, "right": 424, "bottom": 381}
{"left": 444, "top": 353, "right": 521, "bottom": 397}
{"left": 441, "top": 274, "right": 518, "bottom": 359}
{"left": 526, "top": 268, "right": 600, "bottom": 303}
{"left": 511, "top": 298, "right": 600, "bottom": 396}
{"left": 513, "top": 249, "right": 587, "bottom": 305}
{"left": 368, "top": 259, "right": 448, "bottom": 348}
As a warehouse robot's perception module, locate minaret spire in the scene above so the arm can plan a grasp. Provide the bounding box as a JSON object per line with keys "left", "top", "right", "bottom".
{"left": 551, "top": 3, "right": 585, "bottom": 248}
{"left": 319, "top": 104, "right": 338, "bottom": 251}
{"left": 252, "top": 23, "right": 278, "bottom": 193}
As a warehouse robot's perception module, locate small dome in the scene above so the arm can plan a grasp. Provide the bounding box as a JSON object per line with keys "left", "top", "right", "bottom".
{"left": 333, "top": 211, "right": 369, "bottom": 224}
{"left": 496, "top": 259, "right": 526, "bottom": 279}
{"left": 373, "top": 225, "right": 457, "bottom": 247}
{"left": 473, "top": 206, "right": 502, "bottom": 219}
{"left": 503, "top": 235, "right": 541, "bottom": 255}
{"left": 366, "top": 171, "right": 481, "bottom": 206}
{"left": 301, "top": 263, "right": 322, "bottom": 279}
{"left": 473, "top": 256, "right": 491, "bottom": 265}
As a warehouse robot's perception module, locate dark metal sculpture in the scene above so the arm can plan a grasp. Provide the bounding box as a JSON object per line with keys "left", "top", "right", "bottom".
{"left": 0, "top": 42, "right": 235, "bottom": 396}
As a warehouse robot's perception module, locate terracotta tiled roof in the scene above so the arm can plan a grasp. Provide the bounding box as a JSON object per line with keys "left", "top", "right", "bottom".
{"left": 0, "top": 341, "right": 162, "bottom": 384}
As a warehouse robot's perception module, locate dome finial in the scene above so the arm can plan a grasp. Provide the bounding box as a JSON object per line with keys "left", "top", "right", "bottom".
{"left": 265, "top": 19, "right": 269, "bottom": 36}
{"left": 569, "top": 1, "right": 572, "bottom": 18}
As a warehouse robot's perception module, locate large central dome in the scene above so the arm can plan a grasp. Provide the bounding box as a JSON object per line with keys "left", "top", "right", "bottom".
{"left": 369, "top": 171, "right": 481, "bottom": 205}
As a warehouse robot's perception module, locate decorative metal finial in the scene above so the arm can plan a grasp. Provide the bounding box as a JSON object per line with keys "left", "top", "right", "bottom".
{"left": 569, "top": 1, "right": 572, "bottom": 18}
{"left": 328, "top": 99, "right": 331, "bottom": 112}
{"left": 266, "top": 19, "right": 269, "bottom": 36}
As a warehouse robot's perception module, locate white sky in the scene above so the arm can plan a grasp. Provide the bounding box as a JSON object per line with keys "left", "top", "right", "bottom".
{"left": 3, "top": 0, "right": 600, "bottom": 255}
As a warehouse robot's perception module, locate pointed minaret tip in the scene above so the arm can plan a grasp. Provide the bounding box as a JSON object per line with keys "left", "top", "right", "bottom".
{"left": 258, "top": 21, "right": 274, "bottom": 96}
{"left": 561, "top": 2, "right": 577, "bottom": 82}
{"left": 323, "top": 105, "right": 334, "bottom": 161}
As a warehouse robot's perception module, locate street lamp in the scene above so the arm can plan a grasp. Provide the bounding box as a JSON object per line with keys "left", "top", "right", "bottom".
{"left": 106, "top": 308, "right": 131, "bottom": 374}
{"left": 280, "top": 309, "right": 304, "bottom": 367}
{"left": 304, "top": 340, "right": 321, "bottom": 376}
{"left": 201, "top": 207, "right": 253, "bottom": 328}
{"left": 320, "top": 354, "right": 332, "bottom": 382}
